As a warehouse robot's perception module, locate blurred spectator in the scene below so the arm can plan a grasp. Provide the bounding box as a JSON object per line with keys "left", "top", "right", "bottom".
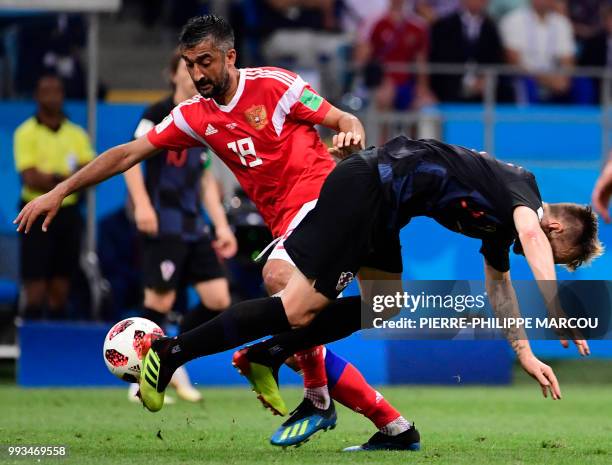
{"left": 257, "top": 0, "right": 342, "bottom": 65}
{"left": 414, "top": 0, "right": 460, "bottom": 23}
{"left": 430, "top": 0, "right": 506, "bottom": 102}
{"left": 500, "top": 0, "right": 576, "bottom": 103}
{"left": 579, "top": 3, "right": 612, "bottom": 102}
{"left": 567, "top": 0, "right": 603, "bottom": 42}
{"left": 355, "top": 0, "right": 435, "bottom": 110}
{"left": 339, "top": 0, "right": 387, "bottom": 38}
{"left": 488, "top": 0, "right": 526, "bottom": 21}
{"left": 13, "top": 74, "right": 94, "bottom": 319}
{"left": 15, "top": 14, "right": 87, "bottom": 99}
{"left": 250, "top": 0, "right": 347, "bottom": 95}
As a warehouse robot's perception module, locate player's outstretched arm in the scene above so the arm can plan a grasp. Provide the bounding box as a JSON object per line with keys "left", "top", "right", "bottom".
{"left": 513, "top": 206, "right": 590, "bottom": 356}
{"left": 15, "top": 136, "right": 158, "bottom": 234}
{"left": 484, "top": 260, "right": 561, "bottom": 400}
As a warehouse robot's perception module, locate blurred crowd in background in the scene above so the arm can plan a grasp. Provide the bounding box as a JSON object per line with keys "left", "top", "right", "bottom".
{"left": 1, "top": 0, "right": 612, "bottom": 106}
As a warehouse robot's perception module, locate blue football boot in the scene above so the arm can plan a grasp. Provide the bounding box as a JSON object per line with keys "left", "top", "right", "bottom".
{"left": 270, "top": 398, "right": 337, "bottom": 447}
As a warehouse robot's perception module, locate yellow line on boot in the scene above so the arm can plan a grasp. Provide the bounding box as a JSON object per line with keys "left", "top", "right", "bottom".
{"left": 289, "top": 423, "right": 301, "bottom": 438}
{"left": 280, "top": 427, "right": 291, "bottom": 441}
{"left": 298, "top": 420, "right": 309, "bottom": 436}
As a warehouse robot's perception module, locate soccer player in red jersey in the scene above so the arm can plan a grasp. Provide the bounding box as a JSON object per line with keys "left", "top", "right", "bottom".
{"left": 16, "top": 15, "right": 412, "bottom": 449}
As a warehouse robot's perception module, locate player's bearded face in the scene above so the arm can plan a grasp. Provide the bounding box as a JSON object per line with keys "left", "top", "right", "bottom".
{"left": 195, "top": 63, "right": 230, "bottom": 98}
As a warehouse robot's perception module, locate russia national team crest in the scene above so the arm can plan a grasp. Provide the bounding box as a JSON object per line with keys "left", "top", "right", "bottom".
{"left": 244, "top": 105, "right": 268, "bottom": 130}
{"left": 336, "top": 271, "right": 355, "bottom": 292}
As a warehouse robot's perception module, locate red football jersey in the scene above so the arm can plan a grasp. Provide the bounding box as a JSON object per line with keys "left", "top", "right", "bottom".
{"left": 147, "top": 66, "right": 335, "bottom": 236}
{"left": 370, "top": 15, "right": 428, "bottom": 85}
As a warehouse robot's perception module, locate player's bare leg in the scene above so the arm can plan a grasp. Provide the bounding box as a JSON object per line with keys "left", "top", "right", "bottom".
{"left": 22, "top": 280, "right": 47, "bottom": 319}
{"left": 195, "top": 278, "right": 231, "bottom": 311}
{"left": 47, "top": 277, "right": 70, "bottom": 319}
{"left": 262, "top": 259, "right": 295, "bottom": 296}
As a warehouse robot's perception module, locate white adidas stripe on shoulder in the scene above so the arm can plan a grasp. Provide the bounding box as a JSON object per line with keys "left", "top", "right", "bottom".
{"left": 245, "top": 75, "right": 293, "bottom": 88}
{"left": 246, "top": 67, "right": 296, "bottom": 81}
{"left": 245, "top": 70, "right": 295, "bottom": 85}
{"left": 249, "top": 69, "right": 296, "bottom": 84}
{"left": 271, "top": 75, "right": 307, "bottom": 136}
{"left": 245, "top": 69, "right": 295, "bottom": 87}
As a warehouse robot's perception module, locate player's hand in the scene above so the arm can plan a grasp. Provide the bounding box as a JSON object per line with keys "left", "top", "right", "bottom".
{"left": 14, "top": 188, "right": 64, "bottom": 233}
{"left": 591, "top": 159, "right": 612, "bottom": 223}
{"left": 559, "top": 336, "right": 590, "bottom": 356}
{"left": 328, "top": 131, "right": 364, "bottom": 160}
{"left": 548, "top": 306, "right": 590, "bottom": 356}
{"left": 134, "top": 202, "right": 158, "bottom": 236}
{"left": 213, "top": 225, "right": 238, "bottom": 259}
{"left": 519, "top": 353, "right": 561, "bottom": 400}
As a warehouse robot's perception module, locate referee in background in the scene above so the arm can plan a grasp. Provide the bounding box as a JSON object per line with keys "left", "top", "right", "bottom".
{"left": 14, "top": 73, "right": 94, "bottom": 320}
{"left": 123, "top": 50, "right": 237, "bottom": 403}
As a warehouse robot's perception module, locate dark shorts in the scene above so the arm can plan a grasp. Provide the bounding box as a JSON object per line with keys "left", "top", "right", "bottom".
{"left": 20, "top": 203, "right": 83, "bottom": 281}
{"left": 284, "top": 154, "right": 402, "bottom": 299}
{"left": 142, "top": 235, "right": 225, "bottom": 291}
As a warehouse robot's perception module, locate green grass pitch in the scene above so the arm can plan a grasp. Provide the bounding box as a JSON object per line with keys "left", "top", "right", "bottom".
{"left": 1, "top": 373, "right": 611, "bottom": 465}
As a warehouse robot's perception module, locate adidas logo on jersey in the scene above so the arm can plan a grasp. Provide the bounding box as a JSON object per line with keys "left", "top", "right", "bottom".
{"left": 205, "top": 124, "right": 218, "bottom": 136}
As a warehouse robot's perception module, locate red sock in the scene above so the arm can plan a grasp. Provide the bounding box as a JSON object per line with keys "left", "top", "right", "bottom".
{"left": 294, "top": 346, "right": 327, "bottom": 388}
{"left": 330, "top": 361, "right": 400, "bottom": 429}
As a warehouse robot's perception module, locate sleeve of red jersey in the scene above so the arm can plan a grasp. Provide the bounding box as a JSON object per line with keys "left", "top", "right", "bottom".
{"left": 146, "top": 106, "right": 203, "bottom": 151}
{"left": 288, "top": 83, "right": 332, "bottom": 125}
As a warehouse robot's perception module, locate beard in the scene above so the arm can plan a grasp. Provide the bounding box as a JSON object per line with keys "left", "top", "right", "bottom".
{"left": 195, "top": 67, "right": 230, "bottom": 99}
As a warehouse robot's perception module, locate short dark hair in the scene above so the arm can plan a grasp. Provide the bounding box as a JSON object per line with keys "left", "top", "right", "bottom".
{"left": 178, "top": 15, "right": 234, "bottom": 53}
{"left": 553, "top": 204, "right": 603, "bottom": 271}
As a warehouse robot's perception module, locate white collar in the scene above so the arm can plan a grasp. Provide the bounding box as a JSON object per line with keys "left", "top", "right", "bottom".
{"left": 212, "top": 68, "right": 245, "bottom": 113}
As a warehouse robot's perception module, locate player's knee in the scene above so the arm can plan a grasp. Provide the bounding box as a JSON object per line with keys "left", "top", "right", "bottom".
{"left": 286, "top": 306, "right": 317, "bottom": 328}
{"left": 23, "top": 282, "right": 47, "bottom": 307}
{"left": 262, "top": 261, "right": 293, "bottom": 295}
{"left": 203, "top": 293, "right": 231, "bottom": 311}
{"left": 144, "top": 289, "right": 175, "bottom": 313}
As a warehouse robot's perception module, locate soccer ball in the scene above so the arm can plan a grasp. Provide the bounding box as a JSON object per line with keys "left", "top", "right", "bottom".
{"left": 102, "top": 317, "right": 164, "bottom": 383}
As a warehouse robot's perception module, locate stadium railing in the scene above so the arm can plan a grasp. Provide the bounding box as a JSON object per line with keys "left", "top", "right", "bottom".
{"left": 344, "top": 62, "right": 611, "bottom": 163}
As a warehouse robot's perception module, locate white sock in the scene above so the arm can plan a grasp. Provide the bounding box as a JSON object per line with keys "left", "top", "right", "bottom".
{"left": 170, "top": 365, "right": 193, "bottom": 390}
{"left": 380, "top": 416, "right": 411, "bottom": 436}
{"left": 128, "top": 383, "right": 139, "bottom": 398}
{"left": 304, "top": 385, "right": 330, "bottom": 410}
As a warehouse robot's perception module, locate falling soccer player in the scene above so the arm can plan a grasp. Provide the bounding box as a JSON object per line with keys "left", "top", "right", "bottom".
{"left": 131, "top": 135, "right": 602, "bottom": 450}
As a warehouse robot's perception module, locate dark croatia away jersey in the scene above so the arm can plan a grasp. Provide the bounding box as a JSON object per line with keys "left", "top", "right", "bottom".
{"left": 134, "top": 96, "right": 208, "bottom": 241}
{"left": 363, "top": 136, "right": 543, "bottom": 272}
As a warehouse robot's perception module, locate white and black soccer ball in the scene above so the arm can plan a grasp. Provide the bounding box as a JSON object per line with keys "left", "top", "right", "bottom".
{"left": 102, "top": 317, "right": 164, "bottom": 383}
